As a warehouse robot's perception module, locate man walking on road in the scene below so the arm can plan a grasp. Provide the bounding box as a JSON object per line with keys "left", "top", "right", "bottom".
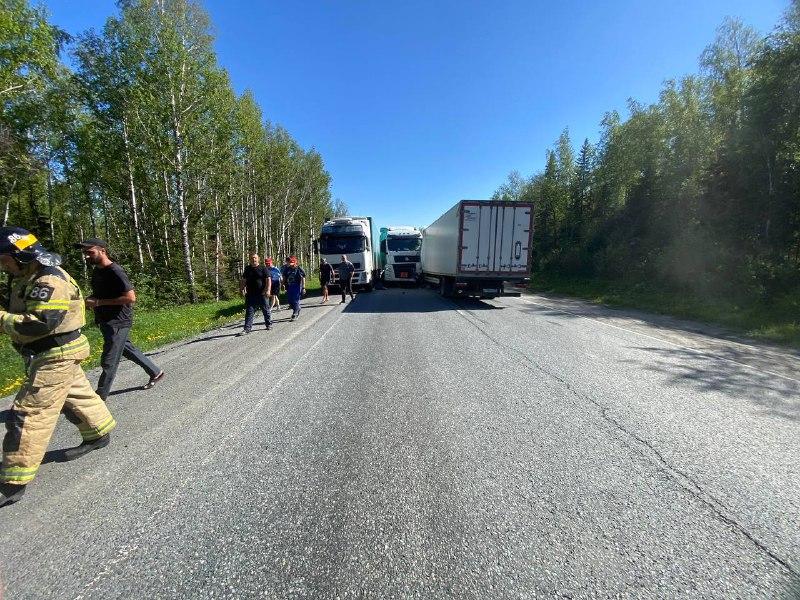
{"left": 265, "top": 257, "right": 282, "bottom": 311}
{"left": 281, "top": 256, "right": 305, "bottom": 321}
{"left": 239, "top": 253, "right": 272, "bottom": 336}
{"left": 76, "top": 238, "right": 164, "bottom": 400}
{"left": 338, "top": 254, "right": 356, "bottom": 304}
{"left": 1, "top": 227, "right": 116, "bottom": 508}
{"left": 319, "top": 258, "right": 333, "bottom": 303}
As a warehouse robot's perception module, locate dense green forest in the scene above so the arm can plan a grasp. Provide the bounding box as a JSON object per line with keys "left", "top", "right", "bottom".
{"left": 495, "top": 3, "right": 800, "bottom": 315}
{"left": 1, "top": 0, "right": 343, "bottom": 306}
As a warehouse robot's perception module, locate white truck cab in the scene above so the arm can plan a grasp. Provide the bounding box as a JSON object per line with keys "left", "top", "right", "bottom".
{"left": 379, "top": 226, "right": 422, "bottom": 284}
{"left": 318, "top": 216, "right": 376, "bottom": 291}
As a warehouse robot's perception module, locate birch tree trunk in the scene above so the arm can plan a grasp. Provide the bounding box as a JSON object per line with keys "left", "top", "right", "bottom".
{"left": 169, "top": 60, "right": 197, "bottom": 303}
{"left": 122, "top": 115, "right": 145, "bottom": 268}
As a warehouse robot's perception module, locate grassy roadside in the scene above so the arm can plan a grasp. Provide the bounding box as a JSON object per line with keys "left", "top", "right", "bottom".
{"left": 529, "top": 273, "right": 800, "bottom": 349}
{"left": 1, "top": 279, "right": 323, "bottom": 397}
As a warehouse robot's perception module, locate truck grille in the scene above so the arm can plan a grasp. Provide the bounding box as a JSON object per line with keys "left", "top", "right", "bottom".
{"left": 392, "top": 265, "right": 417, "bottom": 278}
{"left": 393, "top": 255, "right": 420, "bottom": 263}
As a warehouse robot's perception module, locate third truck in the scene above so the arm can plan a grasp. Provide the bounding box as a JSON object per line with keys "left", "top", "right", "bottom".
{"left": 421, "top": 199, "right": 534, "bottom": 299}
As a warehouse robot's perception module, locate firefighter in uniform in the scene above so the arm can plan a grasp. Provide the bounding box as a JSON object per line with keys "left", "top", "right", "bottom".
{"left": 0, "top": 227, "right": 116, "bottom": 507}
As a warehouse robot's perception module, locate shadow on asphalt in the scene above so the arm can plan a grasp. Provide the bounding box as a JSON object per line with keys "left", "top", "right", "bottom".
{"left": 520, "top": 301, "right": 800, "bottom": 357}
{"left": 108, "top": 385, "right": 143, "bottom": 397}
{"left": 183, "top": 333, "right": 240, "bottom": 345}
{"left": 619, "top": 346, "right": 800, "bottom": 422}
{"left": 342, "top": 287, "right": 502, "bottom": 313}
{"left": 41, "top": 447, "right": 70, "bottom": 464}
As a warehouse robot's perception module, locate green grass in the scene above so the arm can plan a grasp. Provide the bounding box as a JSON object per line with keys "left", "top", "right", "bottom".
{"left": 0, "top": 279, "right": 324, "bottom": 397}
{"left": 530, "top": 273, "right": 800, "bottom": 349}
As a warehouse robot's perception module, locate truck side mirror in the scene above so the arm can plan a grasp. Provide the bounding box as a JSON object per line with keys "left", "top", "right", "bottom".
{"left": 380, "top": 240, "right": 387, "bottom": 253}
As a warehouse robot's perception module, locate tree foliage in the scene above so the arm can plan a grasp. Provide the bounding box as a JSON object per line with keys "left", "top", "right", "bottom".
{"left": 496, "top": 5, "right": 800, "bottom": 303}
{"left": 1, "top": 0, "right": 340, "bottom": 304}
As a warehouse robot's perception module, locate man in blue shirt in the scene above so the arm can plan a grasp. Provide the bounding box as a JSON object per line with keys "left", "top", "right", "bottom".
{"left": 280, "top": 256, "right": 305, "bottom": 322}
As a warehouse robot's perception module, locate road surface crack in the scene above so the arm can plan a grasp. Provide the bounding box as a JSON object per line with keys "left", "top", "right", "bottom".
{"left": 455, "top": 307, "right": 800, "bottom": 582}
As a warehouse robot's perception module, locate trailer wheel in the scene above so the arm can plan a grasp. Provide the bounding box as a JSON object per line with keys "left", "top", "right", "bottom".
{"left": 439, "top": 277, "right": 453, "bottom": 297}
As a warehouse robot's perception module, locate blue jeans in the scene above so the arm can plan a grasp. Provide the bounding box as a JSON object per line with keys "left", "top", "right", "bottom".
{"left": 244, "top": 294, "right": 271, "bottom": 331}
{"left": 286, "top": 284, "right": 302, "bottom": 316}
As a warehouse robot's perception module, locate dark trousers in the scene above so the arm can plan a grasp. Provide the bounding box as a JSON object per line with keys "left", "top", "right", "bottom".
{"left": 244, "top": 294, "right": 271, "bottom": 331}
{"left": 96, "top": 323, "right": 161, "bottom": 399}
{"left": 341, "top": 280, "right": 354, "bottom": 302}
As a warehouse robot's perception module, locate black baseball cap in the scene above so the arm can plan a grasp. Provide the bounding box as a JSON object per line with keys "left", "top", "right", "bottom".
{"left": 74, "top": 238, "right": 109, "bottom": 250}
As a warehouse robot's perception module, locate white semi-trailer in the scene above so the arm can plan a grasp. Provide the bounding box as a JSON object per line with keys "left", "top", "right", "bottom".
{"left": 421, "top": 200, "right": 533, "bottom": 298}
{"left": 317, "top": 216, "right": 376, "bottom": 292}
{"left": 378, "top": 226, "right": 423, "bottom": 284}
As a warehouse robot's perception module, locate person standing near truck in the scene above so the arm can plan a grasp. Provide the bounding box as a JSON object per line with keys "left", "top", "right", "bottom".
{"left": 319, "top": 258, "right": 333, "bottom": 303}
{"left": 76, "top": 238, "right": 164, "bottom": 400}
{"left": 337, "top": 254, "right": 356, "bottom": 304}
{"left": 238, "top": 253, "right": 272, "bottom": 336}
{"left": 1, "top": 227, "right": 116, "bottom": 508}
{"left": 281, "top": 256, "right": 305, "bottom": 321}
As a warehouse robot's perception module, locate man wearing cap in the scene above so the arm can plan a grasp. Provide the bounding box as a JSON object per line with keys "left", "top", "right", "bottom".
{"left": 76, "top": 238, "right": 164, "bottom": 400}
{"left": 0, "top": 227, "right": 116, "bottom": 507}
{"left": 280, "top": 256, "right": 306, "bottom": 322}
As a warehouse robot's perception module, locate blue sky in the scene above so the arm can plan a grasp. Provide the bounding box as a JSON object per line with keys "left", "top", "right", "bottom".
{"left": 43, "top": 0, "right": 786, "bottom": 231}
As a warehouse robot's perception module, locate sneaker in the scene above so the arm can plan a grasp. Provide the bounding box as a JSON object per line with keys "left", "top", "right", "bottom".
{"left": 0, "top": 483, "right": 26, "bottom": 508}
{"left": 236, "top": 330, "right": 250, "bottom": 337}
{"left": 63, "top": 434, "right": 111, "bottom": 462}
{"left": 142, "top": 371, "right": 165, "bottom": 390}
{"left": 290, "top": 314, "right": 297, "bottom": 322}
{"left": 265, "top": 323, "right": 272, "bottom": 330}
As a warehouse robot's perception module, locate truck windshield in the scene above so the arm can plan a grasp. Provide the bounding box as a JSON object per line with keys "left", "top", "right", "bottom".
{"left": 320, "top": 235, "right": 366, "bottom": 254}
{"left": 387, "top": 237, "right": 421, "bottom": 252}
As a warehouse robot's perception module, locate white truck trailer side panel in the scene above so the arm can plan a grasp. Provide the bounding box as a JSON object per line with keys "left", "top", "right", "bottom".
{"left": 421, "top": 202, "right": 461, "bottom": 275}
{"left": 422, "top": 200, "right": 533, "bottom": 277}
{"left": 459, "top": 202, "right": 532, "bottom": 274}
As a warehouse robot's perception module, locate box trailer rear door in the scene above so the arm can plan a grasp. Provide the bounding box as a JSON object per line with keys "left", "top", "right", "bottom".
{"left": 458, "top": 202, "right": 532, "bottom": 275}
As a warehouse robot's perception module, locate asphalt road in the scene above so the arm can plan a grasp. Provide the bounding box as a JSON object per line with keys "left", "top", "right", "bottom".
{"left": 1, "top": 287, "right": 799, "bottom": 599}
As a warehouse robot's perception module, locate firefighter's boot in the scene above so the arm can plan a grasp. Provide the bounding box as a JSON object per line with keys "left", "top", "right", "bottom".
{"left": 0, "top": 483, "right": 26, "bottom": 508}
{"left": 62, "top": 434, "right": 111, "bottom": 462}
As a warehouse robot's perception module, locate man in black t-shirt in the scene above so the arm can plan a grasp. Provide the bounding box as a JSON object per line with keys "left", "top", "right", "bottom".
{"left": 76, "top": 238, "right": 164, "bottom": 400}
{"left": 337, "top": 254, "right": 356, "bottom": 303}
{"left": 239, "top": 253, "right": 272, "bottom": 336}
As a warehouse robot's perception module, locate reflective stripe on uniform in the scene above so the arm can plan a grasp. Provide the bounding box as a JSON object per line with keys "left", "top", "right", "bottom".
{"left": 25, "top": 301, "right": 70, "bottom": 311}
{"left": 0, "top": 465, "right": 38, "bottom": 483}
{"left": 11, "top": 233, "right": 38, "bottom": 250}
{"left": 30, "top": 335, "right": 90, "bottom": 366}
{"left": 78, "top": 415, "right": 116, "bottom": 441}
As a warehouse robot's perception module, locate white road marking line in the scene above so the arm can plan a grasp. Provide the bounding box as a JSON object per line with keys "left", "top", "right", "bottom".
{"left": 524, "top": 299, "right": 800, "bottom": 385}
